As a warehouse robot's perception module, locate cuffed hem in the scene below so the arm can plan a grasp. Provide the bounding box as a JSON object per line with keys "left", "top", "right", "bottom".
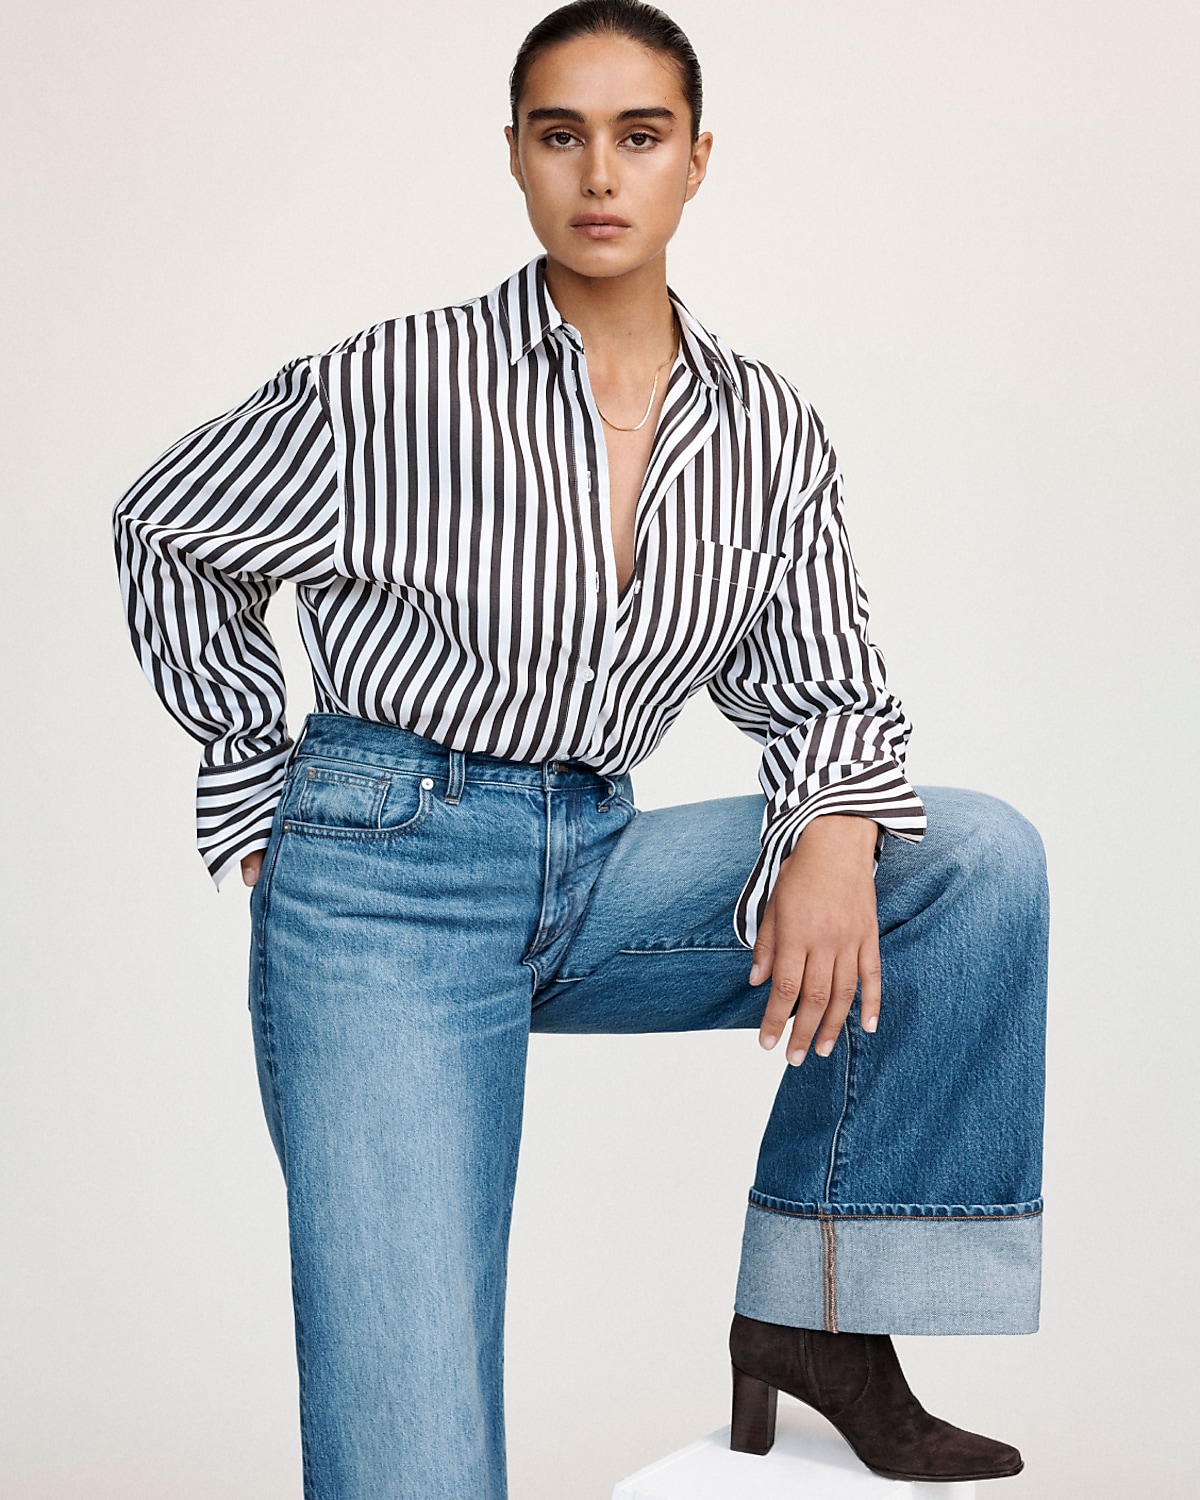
{"left": 732, "top": 758, "right": 927, "bottom": 948}
{"left": 196, "top": 741, "right": 293, "bottom": 887}
{"left": 734, "top": 1198, "right": 1042, "bottom": 1335}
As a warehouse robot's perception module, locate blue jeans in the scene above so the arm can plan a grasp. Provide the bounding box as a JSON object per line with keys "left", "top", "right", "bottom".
{"left": 249, "top": 713, "right": 1048, "bottom": 1500}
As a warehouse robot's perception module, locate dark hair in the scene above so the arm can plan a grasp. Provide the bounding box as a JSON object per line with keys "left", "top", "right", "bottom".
{"left": 510, "top": 0, "right": 703, "bottom": 141}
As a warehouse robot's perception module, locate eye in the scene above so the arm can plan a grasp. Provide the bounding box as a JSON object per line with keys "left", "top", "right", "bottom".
{"left": 623, "top": 131, "right": 658, "bottom": 150}
{"left": 544, "top": 130, "right": 579, "bottom": 149}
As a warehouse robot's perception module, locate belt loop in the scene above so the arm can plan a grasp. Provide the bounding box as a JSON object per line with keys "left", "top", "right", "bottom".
{"left": 444, "top": 749, "right": 466, "bottom": 804}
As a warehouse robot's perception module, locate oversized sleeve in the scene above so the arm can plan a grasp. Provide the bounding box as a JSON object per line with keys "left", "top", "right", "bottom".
{"left": 112, "top": 356, "right": 339, "bottom": 885}
{"left": 706, "top": 436, "right": 927, "bottom": 949}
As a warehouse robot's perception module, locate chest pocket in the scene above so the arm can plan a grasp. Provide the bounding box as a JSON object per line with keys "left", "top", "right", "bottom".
{"left": 681, "top": 538, "right": 793, "bottom": 678}
{"left": 691, "top": 540, "right": 791, "bottom": 596}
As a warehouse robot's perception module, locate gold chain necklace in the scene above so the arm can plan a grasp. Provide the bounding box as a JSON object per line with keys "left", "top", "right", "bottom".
{"left": 594, "top": 339, "right": 678, "bottom": 432}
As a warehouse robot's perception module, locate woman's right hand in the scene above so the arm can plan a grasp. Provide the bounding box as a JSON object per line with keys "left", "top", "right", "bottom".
{"left": 241, "top": 852, "right": 265, "bottom": 887}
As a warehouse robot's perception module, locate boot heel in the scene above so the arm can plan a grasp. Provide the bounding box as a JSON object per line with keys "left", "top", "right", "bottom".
{"left": 730, "top": 1364, "right": 777, "bottom": 1455}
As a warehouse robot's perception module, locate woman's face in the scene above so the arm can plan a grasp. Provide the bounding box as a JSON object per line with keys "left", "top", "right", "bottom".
{"left": 506, "top": 33, "right": 712, "bottom": 281}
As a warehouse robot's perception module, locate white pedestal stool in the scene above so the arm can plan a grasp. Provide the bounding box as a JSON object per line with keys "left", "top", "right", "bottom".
{"left": 612, "top": 1398, "right": 977, "bottom": 1499}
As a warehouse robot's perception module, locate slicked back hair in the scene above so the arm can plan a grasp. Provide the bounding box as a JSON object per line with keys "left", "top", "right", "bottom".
{"left": 510, "top": 0, "right": 703, "bottom": 140}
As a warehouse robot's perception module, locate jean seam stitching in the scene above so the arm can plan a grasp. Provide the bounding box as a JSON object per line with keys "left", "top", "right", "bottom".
{"left": 296, "top": 771, "right": 388, "bottom": 827}
{"left": 823, "top": 1014, "right": 857, "bottom": 1203}
{"left": 616, "top": 944, "right": 746, "bottom": 955}
{"left": 820, "top": 1213, "right": 839, "bottom": 1333}
{"left": 295, "top": 746, "right": 602, "bottom": 793}
{"left": 281, "top": 784, "right": 433, "bottom": 841}
{"left": 520, "top": 787, "right": 555, "bottom": 975}
{"left": 252, "top": 825, "right": 313, "bottom": 1497}
{"left": 748, "top": 1198, "right": 1044, "bottom": 1221}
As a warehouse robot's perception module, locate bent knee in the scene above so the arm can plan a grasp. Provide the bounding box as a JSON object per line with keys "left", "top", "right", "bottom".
{"left": 918, "top": 786, "right": 1047, "bottom": 894}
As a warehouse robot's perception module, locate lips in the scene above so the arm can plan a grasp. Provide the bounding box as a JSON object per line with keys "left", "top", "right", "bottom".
{"left": 570, "top": 216, "right": 631, "bottom": 239}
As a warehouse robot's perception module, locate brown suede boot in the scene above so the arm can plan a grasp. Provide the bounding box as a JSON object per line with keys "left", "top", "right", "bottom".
{"left": 729, "top": 1312, "right": 1024, "bottom": 1483}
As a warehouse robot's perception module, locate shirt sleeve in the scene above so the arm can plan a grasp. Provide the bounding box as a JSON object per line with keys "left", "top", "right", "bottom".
{"left": 112, "top": 356, "right": 338, "bottom": 886}
{"left": 706, "top": 441, "right": 926, "bottom": 950}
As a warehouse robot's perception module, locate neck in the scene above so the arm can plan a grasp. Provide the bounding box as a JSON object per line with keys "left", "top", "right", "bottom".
{"left": 543, "top": 252, "right": 677, "bottom": 368}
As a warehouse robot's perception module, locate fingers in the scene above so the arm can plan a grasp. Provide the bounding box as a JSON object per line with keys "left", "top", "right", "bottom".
{"left": 760, "top": 957, "right": 804, "bottom": 1055}
{"left": 783, "top": 952, "right": 835, "bottom": 1065}
{"left": 809, "top": 951, "right": 861, "bottom": 1059}
{"left": 751, "top": 908, "right": 781, "bottom": 1049}
{"left": 241, "top": 851, "right": 265, "bottom": 887}
{"left": 749, "top": 903, "right": 774, "bottom": 989}
{"left": 859, "top": 936, "right": 882, "bottom": 1034}
{"left": 753, "top": 902, "right": 884, "bottom": 1061}
{"left": 764, "top": 942, "right": 883, "bottom": 1065}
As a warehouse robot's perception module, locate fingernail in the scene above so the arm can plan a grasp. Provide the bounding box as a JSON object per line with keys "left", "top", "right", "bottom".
{"left": 815, "top": 1039, "right": 834, "bottom": 1057}
{"left": 760, "top": 1032, "right": 777, "bottom": 1051}
{"left": 749, "top": 963, "right": 762, "bottom": 984}
{"left": 863, "top": 1015, "right": 878, "bottom": 1033}
{"left": 787, "top": 1049, "right": 806, "bottom": 1066}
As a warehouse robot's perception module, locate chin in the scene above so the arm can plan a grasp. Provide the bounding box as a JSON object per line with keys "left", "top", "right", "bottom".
{"left": 543, "top": 235, "right": 664, "bottom": 281}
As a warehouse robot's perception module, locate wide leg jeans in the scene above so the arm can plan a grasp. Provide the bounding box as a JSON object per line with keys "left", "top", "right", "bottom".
{"left": 248, "top": 713, "right": 1048, "bottom": 1500}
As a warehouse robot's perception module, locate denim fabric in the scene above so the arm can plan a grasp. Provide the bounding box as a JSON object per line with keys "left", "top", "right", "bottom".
{"left": 249, "top": 713, "right": 1048, "bottom": 1500}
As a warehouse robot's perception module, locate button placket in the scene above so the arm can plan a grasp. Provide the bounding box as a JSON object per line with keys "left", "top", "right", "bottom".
{"left": 561, "top": 336, "right": 615, "bottom": 738}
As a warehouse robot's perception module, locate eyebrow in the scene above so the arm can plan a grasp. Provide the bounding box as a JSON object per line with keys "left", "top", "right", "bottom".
{"left": 524, "top": 106, "right": 677, "bottom": 125}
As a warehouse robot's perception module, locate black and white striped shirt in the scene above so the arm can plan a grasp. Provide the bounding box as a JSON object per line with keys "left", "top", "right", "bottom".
{"left": 113, "top": 255, "right": 926, "bottom": 946}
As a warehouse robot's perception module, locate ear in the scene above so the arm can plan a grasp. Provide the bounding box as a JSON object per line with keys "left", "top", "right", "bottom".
{"left": 505, "top": 124, "right": 526, "bottom": 193}
{"left": 683, "top": 130, "right": 713, "bottom": 204}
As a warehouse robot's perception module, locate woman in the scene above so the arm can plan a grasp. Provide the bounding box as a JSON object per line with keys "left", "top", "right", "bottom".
{"left": 113, "top": 3, "right": 1049, "bottom": 1497}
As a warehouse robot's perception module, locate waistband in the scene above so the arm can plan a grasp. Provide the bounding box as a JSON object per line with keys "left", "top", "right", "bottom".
{"left": 290, "top": 713, "right": 631, "bottom": 798}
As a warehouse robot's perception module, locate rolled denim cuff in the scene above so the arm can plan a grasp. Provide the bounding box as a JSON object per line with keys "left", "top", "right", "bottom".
{"left": 735, "top": 1197, "right": 1043, "bottom": 1336}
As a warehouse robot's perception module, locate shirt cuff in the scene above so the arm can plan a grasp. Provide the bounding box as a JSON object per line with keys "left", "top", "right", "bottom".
{"left": 732, "top": 763, "right": 927, "bottom": 949}
{"left": 196, "top": 742, "right": 293, "bottom": 887}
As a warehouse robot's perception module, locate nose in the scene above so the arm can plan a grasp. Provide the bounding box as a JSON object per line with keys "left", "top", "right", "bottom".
{"left": 580, "top": 140, "right": 617, "bottom": 198}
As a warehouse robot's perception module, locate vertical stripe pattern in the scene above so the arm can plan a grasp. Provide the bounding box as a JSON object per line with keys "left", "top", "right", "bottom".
{"left": 113, "top": 256, "right": 925, "bottom": 946}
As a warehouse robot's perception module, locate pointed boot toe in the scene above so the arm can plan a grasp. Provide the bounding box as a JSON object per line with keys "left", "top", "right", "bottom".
{"left": 843, "top": 1407, "right": 1024, "bottom": 1483}
{"left": 729, "top": 1313, "right": 1025, "bottom": 1483}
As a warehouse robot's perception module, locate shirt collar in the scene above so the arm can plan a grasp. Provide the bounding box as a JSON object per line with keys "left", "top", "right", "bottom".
{"left": 493, "top": 255, "right": 747, "bottom": 408}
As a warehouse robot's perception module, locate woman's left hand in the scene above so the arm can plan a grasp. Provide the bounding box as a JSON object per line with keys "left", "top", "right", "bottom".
{"left": 750, "top": 815, "right": 881, "bottom": 1064}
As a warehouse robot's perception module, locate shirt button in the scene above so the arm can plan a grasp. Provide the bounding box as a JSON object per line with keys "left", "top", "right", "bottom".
{"left": 580, "top": 668, "right": 595, "bottom": 681}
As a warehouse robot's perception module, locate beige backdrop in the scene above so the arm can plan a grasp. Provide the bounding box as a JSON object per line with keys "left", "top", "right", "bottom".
{"left": 3, "top": 2, "right": 1197, "bottom": 1496}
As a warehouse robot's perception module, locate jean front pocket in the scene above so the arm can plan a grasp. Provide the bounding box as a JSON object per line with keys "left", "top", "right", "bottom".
{"left": 597, "top": 775, "right": 639, "bottom": 818}
{"left": 284, "top": 764, "right": 435, "bottom": 840}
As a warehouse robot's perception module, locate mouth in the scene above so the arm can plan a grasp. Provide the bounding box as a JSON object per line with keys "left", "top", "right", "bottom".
{"left": 570, "top": 215, "right": 631, "bottom": 240}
